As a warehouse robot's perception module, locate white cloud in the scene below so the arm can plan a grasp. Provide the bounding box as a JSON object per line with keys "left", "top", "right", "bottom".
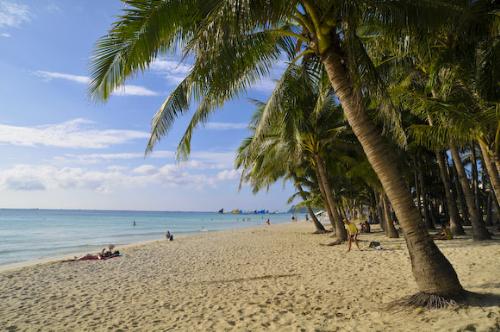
{"left": 132, "top": 164, "right": 157, "bottom": 175}
{"left": 1, "top": 32, "right": 10, "bottom": 37}
{"left": 205, "top": 122, "right": 248, "bottom": 130}
{"left": 0, "top": 118, "right": 149, "bottom": 149}
{"left": 112, "top": 84, "right": 158, "bottom": 96}
{"left": 35, "top": 71, "right": 158, "bottom": 97}
{"left": 56, "top": 150, "right": 235, "bottom": 168}
{"left": 36, "top": 71, "right": 89, "bottom": 84}
{"left": 150, "top": 58, "right": 192, "bottom": 84}
{"left": 0, "top": 163, "right": 240, "bottom": 193}
{"left": 0, "top": 1, "right": 30, "bottom": 28}
{"left": 252, "top": 77, "right": 277, "bottom": 92}
{"left": 216, "top": 169, "right": 241, "bottom": 181}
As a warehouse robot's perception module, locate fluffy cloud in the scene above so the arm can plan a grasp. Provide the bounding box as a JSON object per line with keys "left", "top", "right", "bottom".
{"left": 56, "top": 150, "right": 235, "bottom": 169}
{"left": 35, "top": 71, "right": 158, "bottom": 97}
{"left": 0, "top": 1, "right": 30, "bottom": 28}
{"left": 0, "top": 118, "right": 149, "bottom": 149}
{"left": 0, "top": 163, "right": 240, "bottom": 193}
{"left": 150, "top": 58, "right": 192, "bottom": 84}
{"left": 216, "top": 169, "right": 241, "bottom": 181}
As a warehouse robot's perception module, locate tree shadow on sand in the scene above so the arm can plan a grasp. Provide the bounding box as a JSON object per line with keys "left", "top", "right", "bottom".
{"left": 463, "top": 291, "right": 500, "bottom": 308}
{"left": 191, "top": 273, "right": 300, "bottom": 285}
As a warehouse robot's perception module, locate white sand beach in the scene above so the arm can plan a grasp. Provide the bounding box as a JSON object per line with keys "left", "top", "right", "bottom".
{"left": 0, "top": 222, "right": 499, "bottom": 331}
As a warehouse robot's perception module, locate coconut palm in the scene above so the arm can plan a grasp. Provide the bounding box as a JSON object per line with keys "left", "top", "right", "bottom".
{"left": 90, "top": 0, "right": 469, "bottom": 303}
{"left": 236, "top": 64, "right": 353, "bottom": 242}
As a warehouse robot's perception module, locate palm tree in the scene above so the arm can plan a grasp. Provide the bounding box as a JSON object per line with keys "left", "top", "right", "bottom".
{"left": 236, "top": 64, "right": 351, "bottom": 242}
{"left": 90, "top": 0, "right": 468, "bottom": 303}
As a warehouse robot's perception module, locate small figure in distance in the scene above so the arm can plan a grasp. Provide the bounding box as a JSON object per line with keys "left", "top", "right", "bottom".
{"left": 265, "top": 218, "right": 271, "bottom": 226}
{"left": 360, "top": 220, "right": 371, "bottom": 233}
{"left": 345, "top": 219, "right": 361, "bottom": 252}
{"left": 305, "top": 214, "right": 309, "bottom": 222}
{"left": 291, "top": 215, "right": 296, "bottom": 222}
{"left": 432, "top": 223, "right": 453, "bottom": 240}
{"left": 166, "top": 230, "right": 171, "bottom": 240}
{"left": 133, "top": 220, "right": 136, "bottom": 227}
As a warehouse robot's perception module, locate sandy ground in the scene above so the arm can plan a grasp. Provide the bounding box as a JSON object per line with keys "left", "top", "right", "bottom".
{"left": 0, "top": 222, "right": 499, "bottom": 332}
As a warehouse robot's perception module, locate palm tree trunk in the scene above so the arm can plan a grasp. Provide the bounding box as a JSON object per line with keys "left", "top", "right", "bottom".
{"left": 414, "top": 167, "right": 423, "bottom": 221}
{"left": 381, "top": 193, "right": 399, "bottom": 238}
{"left": 314, "top": 165, "right": 337, "bottom": 232}
{"left": 321, "top": 49, "right": 462, "bottom": 296}
{"left": 470, "top": 144, "right": 481, "bottom": 212}
{"left": 374, "top": 189, "right": 385, "bottom": 231}
{"left": 315, "top": 154, "right": 347, "bottom": 241}
{"left": 450, "top": 162, "right": 469, "bottom": 224}
{"left": 436, "top": 151, "right": 465, "bottom": 235}
{"left": 478, "top": 139, "right": 500, "bottom": 207}
{"left": 418, "top": 166, "right": 434, "bottom": 229}
{"left": 295, "top": 182, "right": 326, "bottom": 233}
{"left": 449, "top": 144, "right": 490, "bottom": 240}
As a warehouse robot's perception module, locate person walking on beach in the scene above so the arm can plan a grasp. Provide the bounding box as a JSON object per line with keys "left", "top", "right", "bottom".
{"left": 133, "top": 220, "right": 136, "bottom": 227}
{"left": 166, "top": 230, "right": 171, "bottom": 240}
{"left": 345, "top": 219, "right": 361, "bottom": 252}
{"left": 265, "top": 218, "right": 270, "bottom": 226}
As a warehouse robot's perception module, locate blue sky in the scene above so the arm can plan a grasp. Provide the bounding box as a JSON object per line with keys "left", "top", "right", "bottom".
{"left": 0, "top": 0, "right": 295, "bottom": 211}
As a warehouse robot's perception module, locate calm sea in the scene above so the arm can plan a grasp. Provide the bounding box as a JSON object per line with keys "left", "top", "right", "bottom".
{"left": 0, "top": 209, "right": 292, "bottom": 267}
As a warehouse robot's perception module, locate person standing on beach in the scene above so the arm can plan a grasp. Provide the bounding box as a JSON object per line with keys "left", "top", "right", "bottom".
{"left": 133, "top": 220, "right": 136, "bottom": 227}
{"left": 345, "top": 220, "right": 361, "bottom": 252}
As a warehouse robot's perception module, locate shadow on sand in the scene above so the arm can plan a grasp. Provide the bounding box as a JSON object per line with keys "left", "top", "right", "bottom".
{"left": 464, "top": 291, "right": 500, "bottom": 308}
{"left": 192, "top": 273, "right": 300, "bottom": 285}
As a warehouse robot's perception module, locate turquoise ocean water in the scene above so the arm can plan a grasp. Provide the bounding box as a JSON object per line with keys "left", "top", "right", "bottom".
{"left": 0, "top": 209, "right": 292, "bottom": 267}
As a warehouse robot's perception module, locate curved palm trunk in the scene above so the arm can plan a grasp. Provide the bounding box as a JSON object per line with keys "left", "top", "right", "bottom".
{"left": 315, "top": 154, "right": 347, "bottom": 241}
{"left": 449, "top": 144, "right": 490, "bottom": 240}
{"left": 436, "top": 151, "right": 465, "bottom": 235}
{"left": 478, "top": 140, "right": 500, "bottom": 207}
{"left": 381, "top": 193, "right": 399, "bottom": 238}
{"left": 295, "top": 182, "right": 326, "bottom": 233}
{"left": 315, "top": 166, "right": 337, "bottom": 232}
{"left": 321, "top": 49, "right": 463, "bottom": 296}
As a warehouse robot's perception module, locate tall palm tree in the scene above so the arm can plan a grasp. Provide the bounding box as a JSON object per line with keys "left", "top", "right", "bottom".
{"left": 90, "top": 0, "right": 468, "bottom": 303}
{"left": 237, "top": 64, "right": 352, "bottom": 242}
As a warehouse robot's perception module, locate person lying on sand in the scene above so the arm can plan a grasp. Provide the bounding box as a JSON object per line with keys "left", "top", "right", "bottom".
{"left": 432, "top": 224, "right": 453, "bottom": 240}
{"left": 63, "top": 247, "right": 120, "bottom": 262}
{"left": 345, "top": 219, "right": 361, "bottom": 252}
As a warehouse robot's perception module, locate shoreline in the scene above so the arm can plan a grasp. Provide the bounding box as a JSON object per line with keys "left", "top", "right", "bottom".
{"left": 0, "top": 221, "right": 293, "bottom": 273}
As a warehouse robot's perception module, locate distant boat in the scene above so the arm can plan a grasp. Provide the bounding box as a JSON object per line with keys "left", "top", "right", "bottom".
{"left": 218, "top": 208, "right": 224, "bottom": 214}
{"left": 231, "top": 209, "right": 242, "bottom": 214}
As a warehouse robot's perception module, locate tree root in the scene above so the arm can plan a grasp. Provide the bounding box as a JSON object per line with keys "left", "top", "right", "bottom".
{"left": 388, "top": 291, "right": 467, "bottom": 310}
